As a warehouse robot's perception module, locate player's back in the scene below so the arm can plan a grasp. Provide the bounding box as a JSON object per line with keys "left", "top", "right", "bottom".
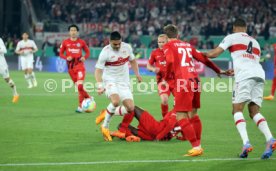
{"left": 163, "top": 40, "right": 196, "bottom": 80}
{"left": 219, "top": 32, "right": 265, "bottom": 82}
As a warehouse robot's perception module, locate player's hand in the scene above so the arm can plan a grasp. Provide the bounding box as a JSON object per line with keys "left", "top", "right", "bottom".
{"left": 136, "top": 75, "right": 142, "bottom": 83}
{"left": 219, "top": 69, "right": 234, "bottom": 77}
{"left": 66, "top": 56, "right": 73, "bottom": 61}
{"left": 153, "top": 67, "right": 160, "bottom": 73}
{"left": 97, "top": 87, "right": 105, "bottom": 95}
{"left": 79, "top": 57, "right": 86, "bottom": 62}
{"left": 19, "top": 51, "right": 24, "bottom": 55}
{"left": 96, "top": 82, "right": 105, "bottom": 95}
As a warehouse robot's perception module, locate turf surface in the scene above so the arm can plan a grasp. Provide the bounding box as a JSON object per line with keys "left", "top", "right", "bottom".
{"left": 0, "top": 71, "right": 275, "bottom": 171}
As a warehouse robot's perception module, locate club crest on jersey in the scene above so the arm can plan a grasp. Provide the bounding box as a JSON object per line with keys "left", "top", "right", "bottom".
{"left": 77, "top": 43, "right": 81, "bottom": 47}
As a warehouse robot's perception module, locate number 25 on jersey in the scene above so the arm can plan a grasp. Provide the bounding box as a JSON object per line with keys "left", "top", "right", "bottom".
{"left": 178, "top": 47, "right": 195, "bottom": 67}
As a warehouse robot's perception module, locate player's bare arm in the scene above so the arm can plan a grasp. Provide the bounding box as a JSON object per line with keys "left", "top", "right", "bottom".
{"left": 146, "top": 63, "right": 160, "bottom": 73}
{"left": 95, "top": 68, "right": 105, "bottom": 95}
{"left": 204, "top": 47, "right": 224, "bottom": 58}
{"left": 130, "top": 59, "right": 142, "bottom": 82}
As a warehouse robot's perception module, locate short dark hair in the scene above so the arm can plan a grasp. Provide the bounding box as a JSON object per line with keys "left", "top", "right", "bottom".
{"left": 110, "top": 31, "right": 121, "bottom": 40}
{"left": 233, "top": 18, "right": 246, "bottom": 27}
{"left": 163, "top": 24, "right": 178, "bottom": 38}
{"left": 68, "top": 24, "right": 79, "bottom": 31}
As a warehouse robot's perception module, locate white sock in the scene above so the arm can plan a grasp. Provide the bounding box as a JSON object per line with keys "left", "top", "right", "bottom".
{"left": 30, "top": 72, "right": 36, "bottom": 82}
{"left": 253, "top": 113, "right": 273, "bottom": 142}
{"left": 102, "top": 103, "right": 116, "bottom": 128}
{"left": 8, "top": 79, "right": 18, "bottom": 96}
{"left": 114, "top": 106, "right": 128, "bottom": 116}
{"left": 234, "top": 112, "right": 249, "bottom": 145}
{"left": 25, "top": 74, "right": 32, "bottom": 86}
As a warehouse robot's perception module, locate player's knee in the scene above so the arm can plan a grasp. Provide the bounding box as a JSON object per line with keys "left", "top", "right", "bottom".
{"left": 112, "top": 101, "right": 120, "bottom": 107}
{"left": 248, "top": 102, "right": 259, "bottom": 118}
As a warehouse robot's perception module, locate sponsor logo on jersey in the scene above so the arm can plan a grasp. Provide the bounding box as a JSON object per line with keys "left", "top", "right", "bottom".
{"left": 68, "top": 48, "right": 80, "bottom": 53}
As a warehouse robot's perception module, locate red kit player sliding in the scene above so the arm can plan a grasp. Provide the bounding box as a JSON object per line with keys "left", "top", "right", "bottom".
{"left": 59, "top": 24, "right": 91, "bottom": 113}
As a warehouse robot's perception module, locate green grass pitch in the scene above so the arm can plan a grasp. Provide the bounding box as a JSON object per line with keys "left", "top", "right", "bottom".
{"left": 0, "top": 71, "right": 275, "bottom": 171}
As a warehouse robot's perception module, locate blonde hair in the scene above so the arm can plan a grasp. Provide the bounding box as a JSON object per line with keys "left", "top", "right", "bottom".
{"left": 158, "top": 34, "right": 168, "bottom": 39}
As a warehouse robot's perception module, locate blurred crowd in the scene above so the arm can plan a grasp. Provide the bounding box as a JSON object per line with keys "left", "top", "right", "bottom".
{"left": 41, "top": 0, "right": 276, "bottom": 41}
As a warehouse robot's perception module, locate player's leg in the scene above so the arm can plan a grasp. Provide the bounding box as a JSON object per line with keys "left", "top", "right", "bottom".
{"left": 75, "top": 69, "right": 91, "bottom": 112}
{"left": 249, "top": 79, "right": 275, "bottom": 159}
{"left": 27, "top": 56, "right": 37, "bottom": 87}
{"left": 158, "top": 82, "right": 170, "bottom": 117}
{"left": 100, "top": 94, "right": 120, "bottom": 142}
{"left": 174, "top": 89, "right": 202, "bottom": 156}
{"left": 264, "top": 74, "right": 276, "bottom": 100}
{"left": 189, "top": 91, "right": 202, "bottom": 142}
{"left": 119, "top": 99, "right": 135, "bottom": 135}
{"left": 21, "top": 57, "right": 32, "bottom": 88}
{"left": 4, "top": 76, "right": 19, "bottom": 103}
{"left": 232, "top": 79, "right": 253, "bottom": 158}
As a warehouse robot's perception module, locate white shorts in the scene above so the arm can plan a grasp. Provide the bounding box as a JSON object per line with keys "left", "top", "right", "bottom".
{"left": 104, "top": 81, "right": 133, "bottom": 101}
{"left": 0, "top": 56, "right": 10, "bottom": 78}
{"left": 20, "top": 56, "right": 34, "bottom": 70}
{"left": 232, "top": 77, "right": 264, "bottom": 107}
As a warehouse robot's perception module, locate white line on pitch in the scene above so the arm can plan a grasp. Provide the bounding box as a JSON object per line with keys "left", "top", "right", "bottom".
{"left": 0, "top": 158, "right": 275, "bottom": 167}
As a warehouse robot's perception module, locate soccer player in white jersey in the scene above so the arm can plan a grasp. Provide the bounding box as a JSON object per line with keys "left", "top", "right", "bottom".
{"left": 95, "top": 31, "right": 142, "bottom": 141}
{"left": 0, "top": 37, "right": 19, "bottom": 103}
{"left": 15, "top": 32, "right": 38, "bottom": 88}
{"left": 205, "top": 18, "right": 275, "bottom": 159}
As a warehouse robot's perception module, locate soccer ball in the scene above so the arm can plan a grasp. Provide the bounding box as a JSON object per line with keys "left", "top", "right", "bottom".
{"left": 81, "top": 98, "right": 96, "bottom": 113}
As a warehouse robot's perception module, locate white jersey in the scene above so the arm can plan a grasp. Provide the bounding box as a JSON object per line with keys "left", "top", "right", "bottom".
{"left": 219, "top": 32, "right": 265, "bottom": 82}
{"left": 15, "top": 39, "right": 37, "bottom": 58}
{"left": 95, "top": 42, "right": 135, "bottom": 82}
{"left": 0, "top": 38, "right": 8, "bottom": 69}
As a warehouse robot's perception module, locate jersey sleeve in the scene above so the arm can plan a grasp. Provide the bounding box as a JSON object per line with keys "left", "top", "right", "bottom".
{"left": 0, "top": 38, "right": 7, "bottom": 54}
{"left": 148, "top": 50, "right": 156, "bottom": 65}
{"left": 59, "top": 40, "right": 67, "bottom": 59}
{"left": 15, "top": 41, "right": 21, "bottom": 52}
{"left": 192, "top": 48, "right": 221, "bottom": 74}
{"left": 163, "top": 44, "right": 174, "bottom": 81}
{"left": 128, "top": 44, "right": 135, "bottom": 61}
{"left": 82, "top": 40, "right": 90, "bottom": 59}
{"left": 219, "top": 35, "right": 232, "bottom": 50}
{"left": 32, "top": 40, "right": 38, "bottom": 50}
{"left": 95, "top": 49, "right": 107, "bottom": 69}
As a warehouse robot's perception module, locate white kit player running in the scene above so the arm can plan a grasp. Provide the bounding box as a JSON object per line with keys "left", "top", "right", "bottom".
{"left": 0, "top": 37, "right": 19, "bottom": 103}
{"left": 205, "top": 18, "right": 275, "bottom": 159}
{"left": 15, "top": 32, "right": 38, "bottom": 88}
{"left": 95, "top": 31, "right": 142, "bottom": 141}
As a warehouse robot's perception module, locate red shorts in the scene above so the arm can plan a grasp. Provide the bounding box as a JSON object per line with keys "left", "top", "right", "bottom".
{"left": 158, "top": 79, "right": 175, "bottom": 96}
{"left": 68, "top": 68, "right": 86, "bottom": 83}
{"left": 137, "top": 111, "right": 165, "bottom": 140}
{"left": 174, "top": 80, "right": 201, "bottom": 112}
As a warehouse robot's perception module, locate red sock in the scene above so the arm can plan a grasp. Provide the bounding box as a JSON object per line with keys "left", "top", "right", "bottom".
{"left": 161, "top": 104, "right": 169, "bottom": 117}
{"left": 78, "top": 84, "right": 90, "bottom": 98}
{"left": 78, "top": 93, "right": 84, "bottom": 107}
{"left": 189, "top": 115, "right": 202, "bottom": 142}
{"left": 178, "top": 118, "right": 199, "bottom": 147}
{"left": 271, "top": 77, "right": 276, "bottom": 96}
{"left": 119, "top": 111, "right": 134, "bottom": 136}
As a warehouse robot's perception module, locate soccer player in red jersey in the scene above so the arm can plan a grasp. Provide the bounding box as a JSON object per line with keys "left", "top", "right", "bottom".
{"left": 264, "top": 43, "right": 276, "bottom": 100}
{"left": 147, "top": 34, "right": 175, "bottom": 117}
{"left": 59, "top": 24, "right": 91, "bottom": 112}
{"left": 111, "top": 106, "right": 178, "bottom": 142}
{"left": 162, "top": 24, "right": 232, "bottom": 156}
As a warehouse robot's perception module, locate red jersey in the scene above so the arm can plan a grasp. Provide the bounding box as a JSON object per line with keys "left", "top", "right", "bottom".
{"left": 59, "top": 38, "right": 90, "bottom": 70}
{"left": 163, "top": 40, "right": 220, "bottom": 81}
{"left": 148, "top": 48, "right": 174, "bottom": 83}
